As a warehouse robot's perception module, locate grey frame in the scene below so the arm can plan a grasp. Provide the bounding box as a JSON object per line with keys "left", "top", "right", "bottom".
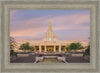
{"left": 0, "top": 0, "right": 100, "bottom": 73}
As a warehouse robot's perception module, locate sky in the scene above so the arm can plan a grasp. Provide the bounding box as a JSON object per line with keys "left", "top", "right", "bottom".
{"left": 10, "top": 10, "right": 90, "bottom": 42}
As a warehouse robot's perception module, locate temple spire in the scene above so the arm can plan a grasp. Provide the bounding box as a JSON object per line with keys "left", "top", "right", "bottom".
{"left": 49, "top": 15, "right": 51, "bottom": 25}
{"left": 48, "top": 15, "right": 52, "bottom": 31}
{"left": 43, "top": 15, "right": 57, "bottom": 41}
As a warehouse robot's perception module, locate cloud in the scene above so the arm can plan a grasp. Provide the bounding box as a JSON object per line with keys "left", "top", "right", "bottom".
{"left": 10, "top": 11, "right": 90, "bottom": 42}
{"left": 51, "top": 13, "right": 90, "bottom": 30}
{"left": 10, "top": 16, "right": 48, "bottom": 31}
{"left": 10, "top": 10, "right": 18, "bottom": 19}
{"left": 10, "top": 26, "right": 46, "bottom": 38}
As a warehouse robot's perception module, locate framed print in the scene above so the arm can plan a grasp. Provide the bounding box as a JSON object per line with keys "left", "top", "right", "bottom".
{"left": 0, "top": 0, "right": 100, "bottom": 73}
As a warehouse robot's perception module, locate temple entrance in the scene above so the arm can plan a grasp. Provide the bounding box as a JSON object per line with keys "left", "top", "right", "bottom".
{"left": 46, "top": 46, "right": 54, "bottom": 52}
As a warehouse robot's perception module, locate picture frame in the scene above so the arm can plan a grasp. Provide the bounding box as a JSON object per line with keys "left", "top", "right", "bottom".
{"left": 0, "top": 0, "right": 100, "bottom": 73}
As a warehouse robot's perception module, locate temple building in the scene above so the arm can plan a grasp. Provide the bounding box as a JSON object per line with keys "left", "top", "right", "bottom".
{"left": 14, "top": 15, "right": 89, "bottom": 52}
{"left": 33, "top": 16, "right": 66, "bottom": 52}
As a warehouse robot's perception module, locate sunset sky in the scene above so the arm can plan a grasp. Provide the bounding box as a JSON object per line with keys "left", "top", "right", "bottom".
{"left": 10, "top": 10, "right": 90, "bottom": 42}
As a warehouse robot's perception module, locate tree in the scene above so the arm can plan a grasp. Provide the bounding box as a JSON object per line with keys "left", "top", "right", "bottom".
{"left": 19, "top": 42, "right": 34, "bottom": 52}
{"left": 10, "top": 37, "right": 16, "bottom": 50}
{"left": 66, "top": 45, "right": 71, "bottom": 51}
{"left": 84, "top": 45, "right": 90, "bottom": 56}
{"left": 10, "top": 37, "right": 17, "bottom": 56}
{"left": 66, "top": 42, "right": 84, "bottom": 51}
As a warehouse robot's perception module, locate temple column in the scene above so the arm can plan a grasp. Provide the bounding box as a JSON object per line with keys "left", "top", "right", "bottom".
{"left": 54, "top": 45, "right": 56, "bottom": 52}
{"left": 45, "top": 45, "right": 46, "bottom": 52}
{"left": 34, "top": 46, "right": 35, "bottom": 52}
{"left": 39, "top": 45, "right": 41, "bottom": 52}
{"left": 33, "top": 45, "right": 36, "bottom": 51}
{"left": 59, "top": 45, "right": 61, "bottom": 52}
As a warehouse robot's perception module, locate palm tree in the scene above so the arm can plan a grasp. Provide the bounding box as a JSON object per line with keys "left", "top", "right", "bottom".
{"left": 10, "top": 37, "right": 17, "bottom": 56}
{"left": 10, "top": 37, "right": 16, "bottom": 50}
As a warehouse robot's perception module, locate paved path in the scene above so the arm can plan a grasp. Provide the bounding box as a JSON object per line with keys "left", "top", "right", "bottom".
{"left": 11, "top": 54, "right": 89, "bottom": 63}
{"left": 66, "top": 56, "right": 89, "bottom": 63}
{"left": 11, "top": 55, "right": 35, "bottom": 63}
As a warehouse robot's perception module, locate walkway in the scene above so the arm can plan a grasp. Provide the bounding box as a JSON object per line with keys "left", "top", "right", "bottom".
{"left": 66, "top": 56, "right": 89, "bottom": 63}
{"left": 11, "top": 55, "right": 35, "bottom": 63}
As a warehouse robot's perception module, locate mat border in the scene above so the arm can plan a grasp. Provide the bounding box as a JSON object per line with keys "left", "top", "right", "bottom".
{"left": 0, "top": 0, "right": 100, "bottom": 73}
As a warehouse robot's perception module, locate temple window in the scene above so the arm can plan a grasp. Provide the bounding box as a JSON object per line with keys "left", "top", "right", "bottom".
{"left": 49, "top": 30, "right": 51, "bottom": 36}
{"left": 37, "top": 48, "right": 39, "bottom": 50}
{"left": 49, "top": 37, "right": 51, "bottom": 41}
{"left": 42, "top": 48, "right": 44, "bottom": 50}
{"left": 56, "top": 48, "right": 58, "bottom": 50}
{"left": 61, "top": 48, "right": 63, "bottom": 50}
